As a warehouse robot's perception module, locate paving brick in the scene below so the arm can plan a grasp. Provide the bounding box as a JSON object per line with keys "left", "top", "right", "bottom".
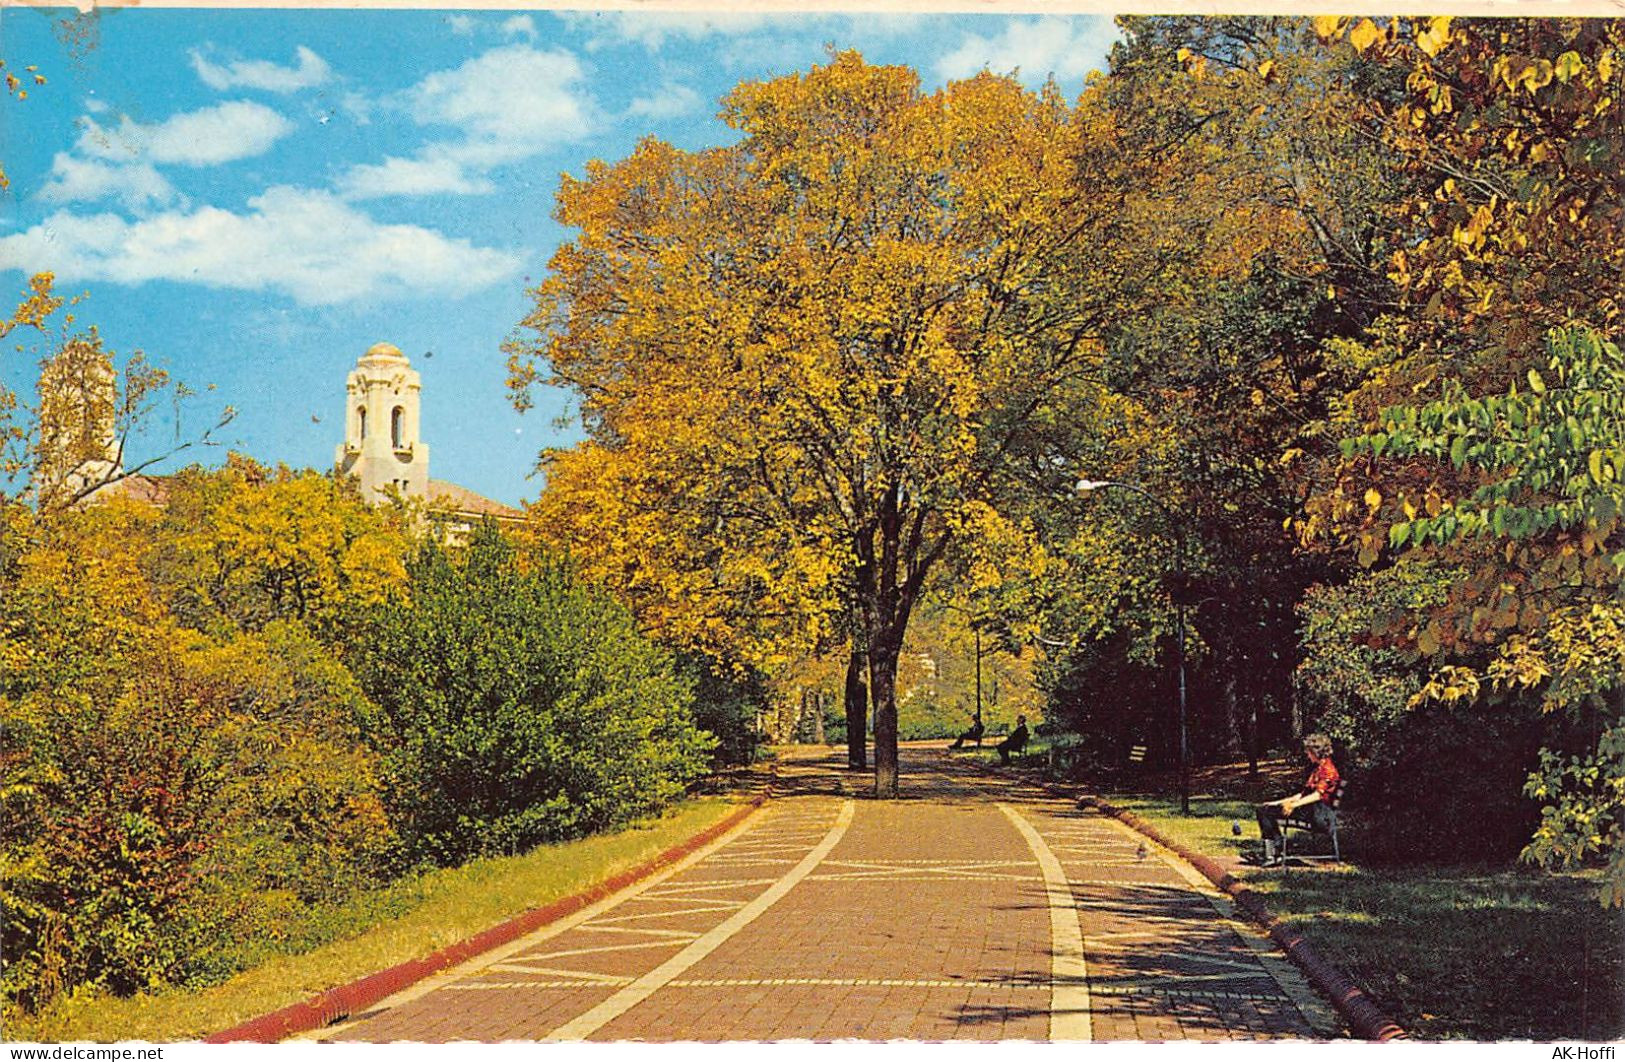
{"left": 326, "top": 747, "right": 1342, "bottom": 1042}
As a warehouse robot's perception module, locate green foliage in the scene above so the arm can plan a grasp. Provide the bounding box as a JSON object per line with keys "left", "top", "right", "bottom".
{"left": 1298, "top": 566, "right": 1550, "bottom": 864}
{"left": 896, "top": 699, "right": 967, "bottom": 742}
{"left": 1298, "top": 564, "right": 1455, "bottom": 748}
{"left": 348, "top": 525, "right": 714, "bottom": 865}
{"left": 678, "top": 653, "right": 767, "bottom": 767}
{"left": 1348, "top": 328, "right": 1625, "bottom": 555}
{"left": 1343, "top": 326, "right": 1625, "bottom": 899}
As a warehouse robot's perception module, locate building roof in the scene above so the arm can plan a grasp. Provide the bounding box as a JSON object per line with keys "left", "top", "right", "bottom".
{"left": 82, "top": 473, "right": 172, "bottom": 507}
{"left": 427, "top": 478, "right": 523, "bottom": 521}
{"left": 78, "top": 472, "right": 519, "bottom": 525}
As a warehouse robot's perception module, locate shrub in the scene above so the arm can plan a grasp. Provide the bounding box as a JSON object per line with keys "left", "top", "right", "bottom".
{"left": 679, "top": 653, "right": 766, "bottom": 767}
{"left": 1, "top": 503, "right": 396, "bottom": 1011}
{"left": 347, "top": 526, "right": 713, "bottom": 865}
{"left": 1298, "top": 565, "right": 1585, "bottom": 863}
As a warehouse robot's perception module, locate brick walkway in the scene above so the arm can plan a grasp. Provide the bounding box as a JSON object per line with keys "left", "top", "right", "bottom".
{"left": 320, "top": 748, "right": 1342, "bottom": 1042}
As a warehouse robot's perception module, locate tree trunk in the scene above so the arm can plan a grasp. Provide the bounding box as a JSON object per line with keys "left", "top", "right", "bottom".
{"left": 871, "top": 638, "right": 901, "bottom": 798}
{"left": 1221, "top": 673, "right": 1242, "bottom": 758}
{"left": 1247, "top": 698, "right": 1260, "bottom": 780}
{"left": 845, "top": 644, "right": 868, "bottom": 769}
{"left": 812, "top": 690, "right": 826, "bottom": 744}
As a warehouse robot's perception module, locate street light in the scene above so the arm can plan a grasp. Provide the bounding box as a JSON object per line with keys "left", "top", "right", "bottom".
{"left": 1075, "top": 478, "right": 1191, "bottom": 815}
{"left": 938, "top": 599, "right": 992, "bottom": 736}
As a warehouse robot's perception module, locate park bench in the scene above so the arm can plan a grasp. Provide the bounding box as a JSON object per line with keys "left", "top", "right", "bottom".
{"left": 996, "top": 725, "right": 1029, "bottom": 764}
{"left": 1280, "top": 780, "right": 1345, "bottom": 867}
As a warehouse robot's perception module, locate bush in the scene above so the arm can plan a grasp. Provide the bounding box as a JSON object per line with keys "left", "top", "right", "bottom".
{"left": 347, "top": 526, "right": 714, "bottom": 865}
{"left": 2, "top": 638, "right": 395, "bottom": 1006}
{"left": 679, "top": 653, "right": 766, "bottom": 767}
{"left": 1, "top": 504, "right": 396, "bottom": 1012}
{"left": 1299, "top": 565, "right": 1583, "bottom": 863}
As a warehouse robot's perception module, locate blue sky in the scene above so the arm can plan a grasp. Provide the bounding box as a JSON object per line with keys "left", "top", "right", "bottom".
{"left": 1, "top": 8, "right": 1118, "bottom": 506}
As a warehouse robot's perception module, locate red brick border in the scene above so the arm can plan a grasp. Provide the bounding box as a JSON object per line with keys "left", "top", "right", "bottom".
{"left": 205, "top": 788, "right": 771, "bottom": 1044}
{"left": 1077, "top": 794, "right": 1407, "bottom": 1042}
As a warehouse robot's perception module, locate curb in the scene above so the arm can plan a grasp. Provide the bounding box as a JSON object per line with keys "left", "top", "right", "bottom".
{"left": 205, "top": 784, "right": 773, "bottom": 1044}
{"left": 1076, "top": 793, "right": 1407, "bottom": 1042}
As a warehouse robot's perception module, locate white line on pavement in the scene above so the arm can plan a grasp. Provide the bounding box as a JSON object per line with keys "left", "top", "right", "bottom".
{"left": 999, "top": 803, "right": 1093, "bottom": 1042}
{"left": 304, "top": 799, "right": 773, "bottom": 1041}
{"left": 543, "top": 798, "right": 857, "bottom": 1041}
{"left": 1093, "top": 814, "right": 1342, "bottom": 1036}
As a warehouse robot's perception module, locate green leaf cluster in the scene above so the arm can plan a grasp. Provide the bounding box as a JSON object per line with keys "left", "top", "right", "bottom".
{"left": 347, "top": 526, "right": 715, "bottom": 865}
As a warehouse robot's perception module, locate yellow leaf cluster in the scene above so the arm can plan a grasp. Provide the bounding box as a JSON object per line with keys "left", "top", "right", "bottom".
{"left": 517, "top": 52, "right": 1126, "bottom": 679}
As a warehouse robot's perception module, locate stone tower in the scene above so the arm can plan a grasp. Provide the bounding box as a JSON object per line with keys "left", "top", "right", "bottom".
{"left": 335, "top": 342, "right": 430, "bottom": 502}
{"left": 35, "top": 338, "right": 121, "bottom": 506}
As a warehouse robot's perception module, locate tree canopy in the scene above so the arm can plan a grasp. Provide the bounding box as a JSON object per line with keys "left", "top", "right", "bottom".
{"left": 513, "top": 52, "right": 1152, "bottom": 794}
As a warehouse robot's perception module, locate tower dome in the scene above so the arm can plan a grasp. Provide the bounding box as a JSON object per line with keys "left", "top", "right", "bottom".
{"left": 361, "top": 342, "right": 408, "bottom": 363}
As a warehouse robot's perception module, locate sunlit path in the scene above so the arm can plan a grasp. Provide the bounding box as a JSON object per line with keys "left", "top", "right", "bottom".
{"left": 322, "top": 748, "right": 1341, "bottom": 1041}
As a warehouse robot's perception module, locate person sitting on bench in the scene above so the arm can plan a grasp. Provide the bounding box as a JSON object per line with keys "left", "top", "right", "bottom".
{"left": 948, "top": 708, "right": 985, "bottom": 750}
{"left": 1253, "top": 732, "right": 1340, "bottom": 866}
{"left": 997, "top": 714, "right": 1029, "bottom": 764}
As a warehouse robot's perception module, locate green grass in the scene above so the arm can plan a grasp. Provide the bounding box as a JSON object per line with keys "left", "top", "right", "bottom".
{"left": 7, "top": 797, "right": 741, "bottom": 1043}
{"left": 1108, "top": 789, "right": 1625, "bottom": 1041}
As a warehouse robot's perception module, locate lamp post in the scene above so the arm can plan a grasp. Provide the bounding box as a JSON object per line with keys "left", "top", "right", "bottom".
{"left": 974, "top": 624, "right": 983, "bottom": 723}
{"left": 1075, "top": 478, "right": 1191, "bottom": 815}
{"left": 939, "top": 599, "right": 989, "bottom": 734}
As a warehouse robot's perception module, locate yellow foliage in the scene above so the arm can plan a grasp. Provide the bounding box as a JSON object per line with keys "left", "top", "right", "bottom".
{"left": 516, "top": 52, "right": 1127, "bottom": 689}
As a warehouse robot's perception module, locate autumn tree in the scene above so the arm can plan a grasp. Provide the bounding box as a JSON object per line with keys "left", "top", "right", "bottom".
{"left": 147, "top": 457, "right": 410, "bottom": 637}
{"left": 1340, "top": 327, "right": 1625, "bottom": 902}
{"left": 513, "top": 53, "right": 1152, "bottom": 795}
{"left": 1305, "top": 16, "right": 1625, "bottom": 553}
{"left": 1325, "top": 17, "right": 1623, "bottom": 375}
{"left": 1287, "top": 18, "right": 1625, "bottom": 892}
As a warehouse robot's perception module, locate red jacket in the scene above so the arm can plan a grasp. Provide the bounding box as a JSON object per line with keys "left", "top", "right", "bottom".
{"left": 1303, "top": 757, "right": 1340, "bottom": 803}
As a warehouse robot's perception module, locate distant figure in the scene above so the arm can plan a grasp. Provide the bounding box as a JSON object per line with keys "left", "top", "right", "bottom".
{"left": 948, "top": 708, "right": 985, "bottom": 751}
{"left": 1254, "top": 733, "right": 1340, "bottom": 866}
{"left": 997, "top": 714, "right": 1029, "bottom": 765}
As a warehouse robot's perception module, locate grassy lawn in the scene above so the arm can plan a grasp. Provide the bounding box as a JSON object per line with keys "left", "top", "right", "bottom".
{"left": 1093, "top": 779, "right": 1625, "bottom": 1041}
{"left": 7, "top": 797, "right": 743, "bottom": 1043}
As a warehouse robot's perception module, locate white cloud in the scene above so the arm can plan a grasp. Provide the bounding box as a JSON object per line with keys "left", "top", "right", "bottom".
{"left": 565, "top": 11, "right": 773, "bottom": 51}
{"left": 37, "top": 153, "right": 176, "bottom": 210}
{"left": 192, "top": 45, "right": 332, "bottom": 93}
{"left": 501, "top": 15, "right": 537, "bottom": 40}
{"left": 408, "top": 45, "right": 594, "bottom": 167}
{"left": 936, "top": 17, "right": 1118, "bottom": 87}
{"left": 337, "top": 154, "right": 493, "bottom": 200}
{"left": 627, "top": 82, "right": 704, "bottom": 121}
{"left": 443, "top": 14, "right": 537, "bottom": 40}
{"left": 76, "top": 101, "right": 295, "bottom": 167}
{"left": 338, "top": 91, "right": 374, "bottom": 126}
{"left": 331, "top": 44, "right": 597, "bottom": 201}
{"left": 0, "top": 188, "right": 522, "bottom": 306}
